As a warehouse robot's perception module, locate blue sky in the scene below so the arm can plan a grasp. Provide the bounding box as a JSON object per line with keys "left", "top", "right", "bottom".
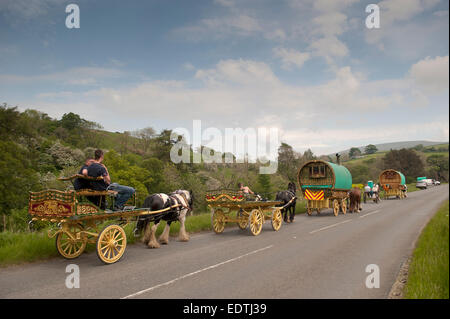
{"left": 0, "top": 0, "right": 448, "bottom": 155}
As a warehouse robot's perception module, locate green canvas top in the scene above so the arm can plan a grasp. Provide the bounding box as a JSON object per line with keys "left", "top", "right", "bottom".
{"left": 398, "top": 171, "right": 406, "bottom": 185}
{"left": 326, "top": 162, "right": 353, "bottom": 190}
{"left": 417, "top": 176, "right": 426, "bottom": 181}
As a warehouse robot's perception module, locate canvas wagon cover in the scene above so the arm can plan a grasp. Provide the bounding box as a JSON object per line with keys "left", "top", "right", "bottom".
{"left": 298, "top": 160, "right": 352, "bottom": 191}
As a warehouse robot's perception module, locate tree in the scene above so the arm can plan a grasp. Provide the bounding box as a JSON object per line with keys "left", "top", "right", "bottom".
{"left": 277, "top": 143, "right": 298, "bottom": 181}
{"left": 257, "top": 174, "right": 272, "bottom": 197}
{"left": 0, "top": 141, "right": 39, "bottom": 230}
{"left": 426, "top": 154, "right": 449, "bottom": 182}
{"left": 132, "top": 127, "right": 156, "bottom": 154}
{"left": 349, "top": 147, "right": 362, "bottom": 159}
{"left": 382, "top": 149, "right": 425, "bottom": 182}
{"left": 365, "top": 144, "right": 378, "bottom": 155}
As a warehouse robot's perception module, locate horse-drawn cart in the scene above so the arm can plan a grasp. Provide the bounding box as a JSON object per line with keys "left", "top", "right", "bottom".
{"left": 28, "top": 175, "right": 180, "bottom": 264}
{"left": 206, "top": 190, "right": 284, "bottom": 236}
{"left": 298, "top": 160, "right": 353, "bottom": 216}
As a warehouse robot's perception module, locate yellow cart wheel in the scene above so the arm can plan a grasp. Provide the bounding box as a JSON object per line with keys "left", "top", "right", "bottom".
{"left": 55, "top": 224, "right": 87, "bottom": 259}
{"left": 236, "top": 210, "right": 248, "bottom": 230}
{"left": 333, "top": 199, "right": 340, "bottom": 216}
{"left": 340, "top": 200, "right": 347, "bottom": 215}
{"left": 248, "top": 209, "right": 263, "bottom": 236}
{"left": 96, "top": 224, "right": 127, "bottom": 264}
{"left": 212, "top": 209, "right": 226, "bottom": 234}
{"left": 271, "top": 208, "right": 282, "bottom": 231}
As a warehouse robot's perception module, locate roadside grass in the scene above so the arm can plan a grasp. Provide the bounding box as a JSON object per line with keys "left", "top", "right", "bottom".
{"left": 0, "top": 200, "right": 308, "bottom": 267}
{"left": 404, "top": 200, "right": 449, "bottom": 299}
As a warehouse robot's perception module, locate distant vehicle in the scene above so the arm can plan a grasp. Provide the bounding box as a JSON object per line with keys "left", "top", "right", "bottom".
{"left": 424, "top": 179, "right": 434, "bottom": 186}
{"left": 434, "top": 180, "right": 441, "bottom": 185}
{"left": 416, "top": 180, "right": 427, "bottom": 189}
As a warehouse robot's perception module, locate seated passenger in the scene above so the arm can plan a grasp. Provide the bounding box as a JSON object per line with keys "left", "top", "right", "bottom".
{"left": 87, "top": 149, "right": 135, "bottom": 211}
{"left": 237, "top": 182, "right": 254, "bottom": 195}
{"left": 73, "top": 158, "right": 95, "bottom": 191}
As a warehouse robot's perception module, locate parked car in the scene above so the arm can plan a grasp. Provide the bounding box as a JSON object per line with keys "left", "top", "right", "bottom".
{"left": 425, "top": 179, "right": 434, "bottom": 186}
{"left": 416, "top": 180, "right": 427, "bottom": 189}
{"left": 434, "top": 180, "right": 441, "bottom": 185}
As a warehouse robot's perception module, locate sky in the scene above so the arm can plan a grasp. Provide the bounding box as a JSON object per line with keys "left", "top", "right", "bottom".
{"left": 0, "top": 0, "right": 449, "bottom": 156}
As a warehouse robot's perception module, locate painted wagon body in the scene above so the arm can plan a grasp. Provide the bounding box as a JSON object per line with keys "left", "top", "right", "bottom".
{"left": 379, "top": 169, "right": 406, "bottom": 199}
{"left": 206, "top": 190, "right": 284, "bottom": 236}
{"left": 28, "top": 175, "right": 180, "bottom": 264}
{"left": 297, "top": 160, "right": 353, "bottom": 216}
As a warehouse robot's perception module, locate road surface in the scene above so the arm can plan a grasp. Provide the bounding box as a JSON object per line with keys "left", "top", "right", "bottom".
{"left": 0, "top": 185, "right": 448, "bottom": 299}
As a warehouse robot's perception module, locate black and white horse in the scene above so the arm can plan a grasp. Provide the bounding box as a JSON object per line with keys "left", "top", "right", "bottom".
{"left": 136, "top": 190, "right": 193, "bottom": 248}
{"left": 275, "top": 182, "right": 297, "bottom": 223}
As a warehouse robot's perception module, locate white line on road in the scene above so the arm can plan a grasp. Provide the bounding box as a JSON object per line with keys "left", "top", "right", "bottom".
{"left": 121, "top": 245, "right": 274, "bottom": 299}
{"left": 309, "top": 220, "right": 352, "bottom": 234}
{"left": 359, "top": 210, "right": 380, "bottom": 219}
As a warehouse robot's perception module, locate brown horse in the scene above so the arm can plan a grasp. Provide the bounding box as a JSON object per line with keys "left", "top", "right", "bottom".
{"left": 348, "top": 188, "right": 362, "bottom": 213}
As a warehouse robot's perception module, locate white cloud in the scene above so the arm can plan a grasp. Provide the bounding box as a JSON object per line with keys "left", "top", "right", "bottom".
{"left": 273, "top": 48, "right": 311, "bottom": 70}
{"left": 409, "top": 56, "right": 449, "bottom": 94}
{"left": 309, "top": 36, "right": 349, "bottom": 60}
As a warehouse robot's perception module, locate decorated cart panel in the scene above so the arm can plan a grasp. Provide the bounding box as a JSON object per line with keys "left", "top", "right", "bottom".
{"left": 297, "top": 160, "right": 353, "bottom": 216}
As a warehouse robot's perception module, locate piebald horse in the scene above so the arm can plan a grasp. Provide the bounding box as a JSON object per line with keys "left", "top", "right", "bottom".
{"left": 136, "top": 190, "right": 193, "bottom": 248}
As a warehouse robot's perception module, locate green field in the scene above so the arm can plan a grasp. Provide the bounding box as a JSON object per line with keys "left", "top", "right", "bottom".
{"left": 404, "top": 200, "right": 449, "bottom": 299}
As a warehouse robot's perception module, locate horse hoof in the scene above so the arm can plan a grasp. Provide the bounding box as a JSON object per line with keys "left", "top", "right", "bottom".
{"left": 159, "top": 239, "right": 169, "bottom": 245}
{"left": 147, "top": 242, "right": 160, "bottom": 249}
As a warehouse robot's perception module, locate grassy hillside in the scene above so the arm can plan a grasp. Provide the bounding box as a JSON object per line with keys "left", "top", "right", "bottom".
{"left": 341, "top": 143, "right": 449, "bottom": 184}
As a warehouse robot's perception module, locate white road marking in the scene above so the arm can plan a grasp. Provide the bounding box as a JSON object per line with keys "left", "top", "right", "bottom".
{"left": 359, "top": 210, "right": 380, "bottom": 219}
{"left": 309, "top": 220, "right": 351, "bottom": 234}
{"left": 121, "top": 245, "right": 274, "bottom": 299}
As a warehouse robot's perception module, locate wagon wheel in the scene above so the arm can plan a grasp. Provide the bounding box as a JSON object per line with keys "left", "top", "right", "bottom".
{"left": 211, "top": 209, "right": 226, "bottom": 234}
{"left": 236, "top": 210, "right": 248, "bottom": 230}
{"left": 96, "top": 224, "right": 127, "bottom": 264}
{"left": 248, "top": 209, "right": 263, "bottom": 236}
{"left": 271, "top": 208, "right": 283, "bottom": 231}
{"left": 340, "top": 199, "right": 347, "bottom": 215}
{"left": 332, "top": 199, "right": 340, "bottom": 216}
{"left": 56, "top": 224, "right": 87, "bottom": 259}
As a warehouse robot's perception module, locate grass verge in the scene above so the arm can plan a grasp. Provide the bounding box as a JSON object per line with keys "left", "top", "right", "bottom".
{"left": 403, "top": 200, "right": 449, "bottom": 299}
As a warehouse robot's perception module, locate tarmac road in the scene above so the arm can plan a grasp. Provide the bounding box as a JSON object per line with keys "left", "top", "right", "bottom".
{"left": 0, "top": 184, "right": 448, "bottom": 299}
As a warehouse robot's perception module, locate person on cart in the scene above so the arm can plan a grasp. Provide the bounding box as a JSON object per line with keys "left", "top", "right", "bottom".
{"left": 238, "top": 182, "right": 255, "bottom": 195}
{"left": 87, "top": 149, "right": 135, "bottom": 211}
{"left": 73, "top": 158, "right": 95, "bottom": 191}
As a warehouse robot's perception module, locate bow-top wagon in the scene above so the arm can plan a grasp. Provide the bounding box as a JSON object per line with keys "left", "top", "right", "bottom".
{"left": 379, "top": 169, "right": 407, "bottom": 199}
{"left": 297, "top": 160, "right": 353, "bottom": 216}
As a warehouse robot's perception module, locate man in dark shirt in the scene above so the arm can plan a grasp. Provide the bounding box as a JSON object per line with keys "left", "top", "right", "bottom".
{"left": 73, "top": 158, "right": 95, "bottom": 190}
{"left": 87, "top": 149, "right": 135, "bottom": 211}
